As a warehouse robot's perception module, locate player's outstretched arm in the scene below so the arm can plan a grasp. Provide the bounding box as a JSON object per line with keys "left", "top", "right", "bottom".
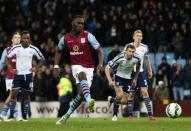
{"left": 36, "top": 56, "right": 45, "bottom": 69}
{"left": 97, "top": 47, "right": 103, "bottom": 72}
{"left": 54, "top": 46, "right": 62, "bottom": 67}
{"left": 54, "top": 36, "right": 64, "bottom": 68}
{"left": 33, "top": 46, "right": 45, "bottom": 69}
{"left": 144, "top": 55, "right": 153, "bottom": 79}
{"left": 0, "top": 49, "right": 7, "bottom": 71}
{"left": 132, "top": 64, "right": 141, "bottom": 88}
{"left": 105, "top": 65, "right": 114, "bottom": 87}
{"left": 53, "top": 47, "right": 62, "bottom": 77}
{"left": 134, "top": 64, "right": 141, "bottom": 80}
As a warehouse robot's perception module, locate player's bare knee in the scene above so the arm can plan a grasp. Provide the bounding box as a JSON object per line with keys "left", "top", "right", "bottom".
{"left": 116, "top": 93, "right": 123, "bottom": 100}
{"left": 121, "top": 98, "right": 128, "bottom": 104}
{"left": 78, "top": 72, "right": 87, "bottom": 80}
{"left": 128, "top": 92, "right": 135, "bottom": 99}
{"left": 141, "top": 88, "right": 149, "bottom": 96}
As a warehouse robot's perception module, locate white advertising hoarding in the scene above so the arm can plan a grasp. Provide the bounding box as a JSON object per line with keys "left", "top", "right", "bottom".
{"left": 0, "top": 101, "right": 123, "bottom": 118}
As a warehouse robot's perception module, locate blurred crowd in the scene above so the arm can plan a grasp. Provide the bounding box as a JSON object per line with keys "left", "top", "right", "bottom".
{"left": 0, "top": 0, "right": 191, "bottom": 57}
{"left": 0, "top": 0, "right": 191, "bottom": 102}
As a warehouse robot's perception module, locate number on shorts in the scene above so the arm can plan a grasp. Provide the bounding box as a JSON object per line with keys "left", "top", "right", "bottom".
{"left": 144, "top": 80, "right": 148, "bottom": 86}
{"left": 29, "top": 82, "right": 33, "bottom": 88}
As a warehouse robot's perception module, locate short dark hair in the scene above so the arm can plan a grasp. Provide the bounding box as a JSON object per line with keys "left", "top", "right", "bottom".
{"left": 21, "top": 30, "right": 30, "bottom": 36}
{"left": 72, "top": 15, "right": 84, "bottom": 21}
{"left": 125, "top": 44, "right": 135, "bottom": 50}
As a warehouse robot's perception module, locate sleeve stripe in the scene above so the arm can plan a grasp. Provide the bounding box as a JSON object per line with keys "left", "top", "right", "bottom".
{"left": 108, "top": 53, "right": 123, "bottom": 70}
{"left": 30, "top": 46, "right": 43, "bottom": 58}
{"left": 140, "top": 43, "right": 148, "bottom": 48}
{"left": 141, "top": 44, "right": 149, "bottom": 53}
{"left": 133, "top": 56, "right": 140, "bottom": 61}
{"left": 112, "top": 52, "right": 124, "bottom": 63}
{"left": 11, "top": 45, "right": 21, "bottom": 52}
{"left": 108, "top": 61, "right": 119, "bottom": 71}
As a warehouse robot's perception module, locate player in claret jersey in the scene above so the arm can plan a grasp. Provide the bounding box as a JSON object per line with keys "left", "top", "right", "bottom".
{"left": 0, "top": 32, "right": 22, "bottom": 121}
{"left": 55, "top": 15, "right": 103, "bottom": 125}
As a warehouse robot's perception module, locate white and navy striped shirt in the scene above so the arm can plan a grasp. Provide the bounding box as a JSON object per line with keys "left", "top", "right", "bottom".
{"left": 124, "top": 42, "right": 149, "bottom": 72}
{"left": 7, "top": 44, "right": 44, "bottom": 75}
{"left": 108, "top": 52, "right": 141, "bottom": 79}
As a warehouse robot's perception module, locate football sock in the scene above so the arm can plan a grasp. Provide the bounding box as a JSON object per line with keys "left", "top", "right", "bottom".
{"left": 9, "top": 100, "right": 18, "bottom": 119}
{"left": 143, "top": 96, "right": 153, "bottom": 116}
{"left": 9, "top": 100, "right": 18, "bottom": 118}
{"left": 65, "top": 94, "right": 83, "bottom": 118}
{"left": 110, "top": 97, "right": 116, "bottom": 103}
{"left": 127, "top": 99, "right": 134, "bottom": 116}
{"left": 9, "top": 109, "right": 14, "bottom": 118}
{"left": 80, "top": 80, "right": 91, "bottom": 103}
{"left": 1, "top": 104, "right": 9, "bottom": 118}
{"left": 13, "top": 105, "right": 19, "bottom": 119}
{"left": 23, "top": 100, "right": 30, "bottom": 119}
{"left": 113, "top": 98, "right": 120, "bottom": 116}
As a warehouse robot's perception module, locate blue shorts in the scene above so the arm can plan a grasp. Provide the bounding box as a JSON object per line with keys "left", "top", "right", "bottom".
{"left": 114, "top": 75, "right": 135, "bottom": 93}
{"left": 12, "top": 73, "right": 33, "bottom": 92}
{"left": 134, "top": 71, "right": 148, "bottom": 89}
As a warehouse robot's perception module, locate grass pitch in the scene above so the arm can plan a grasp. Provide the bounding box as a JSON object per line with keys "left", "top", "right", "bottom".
{"left": 0, "top": 117, "right": 190, "bottom": 131}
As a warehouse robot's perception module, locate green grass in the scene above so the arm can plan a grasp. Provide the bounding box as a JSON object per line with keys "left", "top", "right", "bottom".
{"left": 0, "top": 117, "right": 191, "bottom": 131}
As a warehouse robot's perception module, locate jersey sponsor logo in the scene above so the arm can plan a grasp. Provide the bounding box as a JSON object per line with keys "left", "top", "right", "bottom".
{"left": 73, "top": 45, "right": 79, "bottom": 52}
{"left": 70, "top": 45, "right": 84, "bottom": 55}
{"left": 80, "top": 38, "right": 85, "bottom": 43}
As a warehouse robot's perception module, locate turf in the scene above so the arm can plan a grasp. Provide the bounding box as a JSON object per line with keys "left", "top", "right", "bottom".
{"left": 0, "top": 117, "right": 190, "bottom": 131}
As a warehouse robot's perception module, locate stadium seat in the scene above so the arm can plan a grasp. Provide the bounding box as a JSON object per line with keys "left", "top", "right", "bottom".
{"left": 155, "top": 52, "right": 175, "bottom": 66}
{"left": 148, "top": 53, "right": 156, "bottom": 73}
{"left": 155, "top": 53, "right": 164, "bottom": 66}
{"left": 102, "top": 47, "right": 110, "bottom": 66}
{"left": 177, "top": 59, "right": 186, "bottom": 66}
{"left": 184, "top": 89, "right": 191, "bottom": 99}
{"left": 166, "top": 53, "right": 175, "bottom": 65}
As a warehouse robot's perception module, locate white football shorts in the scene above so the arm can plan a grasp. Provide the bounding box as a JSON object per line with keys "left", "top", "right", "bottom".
{"left": 71, "top": 65, "right": 94, "bottom": 87}
{"left": 5, "top": 79, "right": 13, "bottom": 91}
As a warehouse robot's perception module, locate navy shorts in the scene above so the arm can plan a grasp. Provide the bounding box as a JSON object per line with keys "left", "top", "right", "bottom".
{"left": 12, "top": 73, "right": 33, "bottom": 92}
{"left": 114, "top": 75, "right": 135, "bottom": 93}
{"left": 134, "top": 71, "right": 148, "bottom": 89}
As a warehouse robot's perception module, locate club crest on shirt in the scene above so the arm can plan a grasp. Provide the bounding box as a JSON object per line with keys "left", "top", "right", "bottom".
{"left": 80, "top": 38, "right": 85, "bottom": 43}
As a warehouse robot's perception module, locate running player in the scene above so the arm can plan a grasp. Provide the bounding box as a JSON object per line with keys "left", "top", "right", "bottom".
{"left": 55, "top": 15, "right": 103, "bottom": 125}
{"left": 105, "top": 44, "right": 141, "bottom": 121}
